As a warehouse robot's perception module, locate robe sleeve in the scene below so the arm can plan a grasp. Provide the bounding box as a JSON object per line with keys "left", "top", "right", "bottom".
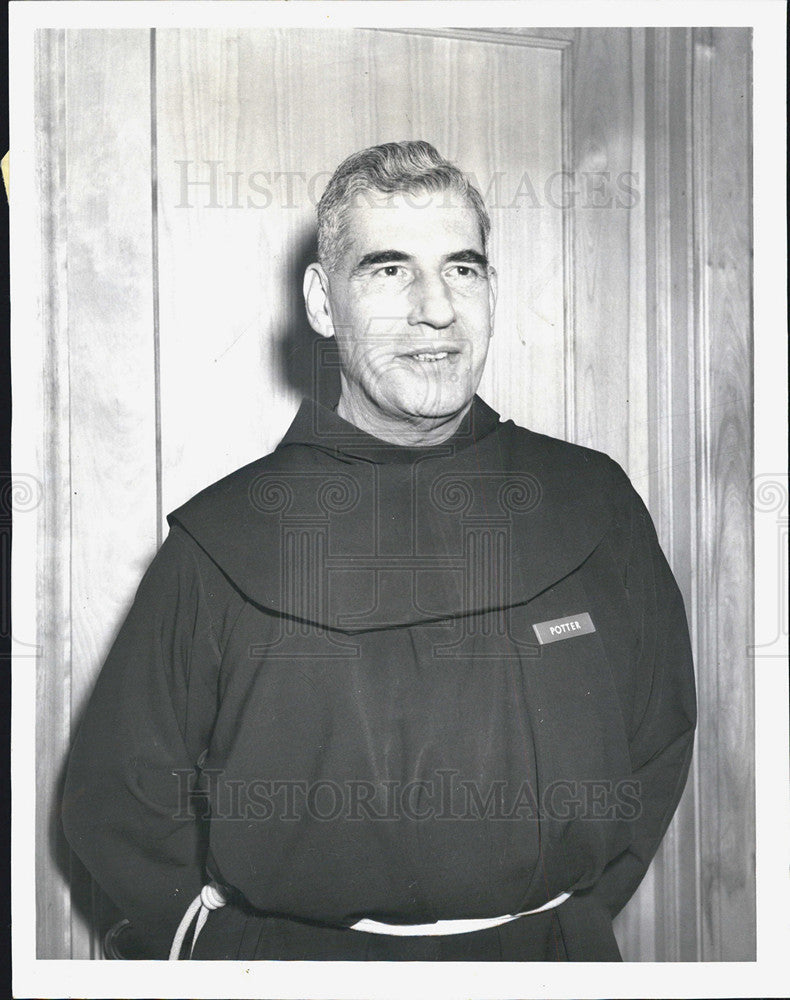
{"left": 62, "top": 525, "right": 232, "bottom": 957}
{"left": 582, "top": 468, "right": 697, "bottom": 919}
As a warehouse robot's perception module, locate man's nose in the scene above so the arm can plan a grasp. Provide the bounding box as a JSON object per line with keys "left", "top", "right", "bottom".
{"left": 407, "top": 272, "right": 456, "bottom": 329}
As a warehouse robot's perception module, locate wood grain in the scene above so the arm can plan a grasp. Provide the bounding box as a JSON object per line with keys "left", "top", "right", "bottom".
{"left": 642, "top": 26, "right": 700, "bottom": 963}
{"left": 64, "top": 28, "right": 159, "bottom": 957}
{"left": 34, "top": 27, "right": 73, "bottom": 961}
{"left": 693, "top": 26, "right": 755, "bottom": 961}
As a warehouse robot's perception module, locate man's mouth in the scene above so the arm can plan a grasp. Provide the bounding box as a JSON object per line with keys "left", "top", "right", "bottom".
{"left": 411, "top": 352, "right": 449, "bottom": 362}
{"left": 402, "top": 346, "right": 461, "bottom": 363}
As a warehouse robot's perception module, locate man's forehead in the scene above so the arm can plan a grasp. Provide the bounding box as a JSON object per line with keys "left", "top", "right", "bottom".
{"left": 343, "top": 189, "right": 484, "bottom": 252}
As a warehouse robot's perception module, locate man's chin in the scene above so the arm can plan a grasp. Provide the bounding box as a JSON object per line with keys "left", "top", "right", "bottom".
{"left": 387, "top": 393, "right": 474, "bottom": 425}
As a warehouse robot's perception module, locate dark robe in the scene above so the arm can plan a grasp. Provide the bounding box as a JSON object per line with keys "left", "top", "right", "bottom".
{"left": 62, "top": 396, "right": 696, "bottom": 961}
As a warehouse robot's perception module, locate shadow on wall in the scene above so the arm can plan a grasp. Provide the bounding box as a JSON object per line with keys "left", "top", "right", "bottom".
{"left": 274, "top": 225, "right": 341, "bottom": 409}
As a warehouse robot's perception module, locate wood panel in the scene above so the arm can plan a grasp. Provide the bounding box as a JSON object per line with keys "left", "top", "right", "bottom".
{"left": 153, "top": 27, "right": 565, "bottom": 524}
{"left": 65, "top": 27, "right": 159, "bottom": 954}
{"left": 35, "top": 28, "right": 159, "bottom": 959}
{"left": 692, "top": 26, "right": 755, "bottom": 961}
{"left": 34, "top": 26, "right": 72, "bottom": 961}
{"left": 65, "top": 25, "right": 158, "bottom": 746}
{"left": 570, "top": 27, "right": 647, "bottom": 477}
{"left": 643, "top": 26, "right": 700, "bottom": 963}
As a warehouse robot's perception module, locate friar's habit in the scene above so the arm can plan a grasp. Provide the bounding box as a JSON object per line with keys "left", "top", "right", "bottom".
{"left": 62, "top": 394, "right": 696, "bottom": 961}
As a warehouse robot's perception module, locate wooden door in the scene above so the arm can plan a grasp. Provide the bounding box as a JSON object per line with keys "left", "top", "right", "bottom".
{"left": 33, "top": 25, "right": 753, "bottom": 961}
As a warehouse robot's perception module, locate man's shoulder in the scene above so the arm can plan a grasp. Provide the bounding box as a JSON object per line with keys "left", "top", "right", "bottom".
{"left": 166, "top": 440, "right": 305, "bottom": 531}
{"left": 498, "top": 418, "right": 628, "bottom": 487}
{"left": 169, "top": 418, "right": 633, "bottom": 526}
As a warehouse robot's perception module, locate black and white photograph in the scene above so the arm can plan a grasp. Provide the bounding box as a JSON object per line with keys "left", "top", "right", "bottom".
{"left": 9, "top": 1, "right": 788, "bottom": 997}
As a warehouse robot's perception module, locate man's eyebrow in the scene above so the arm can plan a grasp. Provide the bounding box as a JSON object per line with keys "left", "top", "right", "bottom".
{"left": 445, "top": 249, "right": 489, "bottom": 268}
{"left": 350, "top": 248, "right": 490, "bottom": 274}
{"left": 352, "top": 250, "right": 412, "bottom": 273}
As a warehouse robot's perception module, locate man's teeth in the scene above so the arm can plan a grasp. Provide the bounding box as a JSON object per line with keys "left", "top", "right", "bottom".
{"left": 412, "top": 352, "right": 448, "bottom": 362}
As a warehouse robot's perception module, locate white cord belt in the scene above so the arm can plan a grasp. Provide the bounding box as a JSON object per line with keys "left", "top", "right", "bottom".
{"left": 169, "top": 883, "right": 228, "bottom": 960}
{"left": 351, "top": 891, "right": 572, "bottom": 936}
{"left": 169, "top": 884, "right": 572, "bottom": 959}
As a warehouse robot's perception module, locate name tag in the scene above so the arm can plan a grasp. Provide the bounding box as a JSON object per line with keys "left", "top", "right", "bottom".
{"left": 532, "top": 612, "right": 596, "bottom": 645}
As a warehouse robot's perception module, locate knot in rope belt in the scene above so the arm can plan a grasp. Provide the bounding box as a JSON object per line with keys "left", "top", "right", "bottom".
{"left": 169, "top": 883, "right": 229, "bottom": 960}
{"left": 169, "top": 884, "right": 572, "bottom": 959}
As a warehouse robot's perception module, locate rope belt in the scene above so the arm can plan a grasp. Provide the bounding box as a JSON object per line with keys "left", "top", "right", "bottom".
{"left": 169, "top": 884, "right": 572, "bottom": 959}
{"left": 351, "top": 891, "right": 572, "bottom": 936}
{"left": 169, "top": 883, "right": 228, "bottom": 960}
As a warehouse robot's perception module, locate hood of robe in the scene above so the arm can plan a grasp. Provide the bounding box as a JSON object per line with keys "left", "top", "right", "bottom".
{"left": 168, "top": 396, "right": 620, "bottom": 632}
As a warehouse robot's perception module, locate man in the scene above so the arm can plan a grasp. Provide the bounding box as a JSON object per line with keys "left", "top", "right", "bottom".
{"left": 63, "top": 141, "right": 696, "bottom": 961}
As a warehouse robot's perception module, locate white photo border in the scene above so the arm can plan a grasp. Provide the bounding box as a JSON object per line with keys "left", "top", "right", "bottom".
{"left": 10, "top": 2, "right": 788, "bottom": 997}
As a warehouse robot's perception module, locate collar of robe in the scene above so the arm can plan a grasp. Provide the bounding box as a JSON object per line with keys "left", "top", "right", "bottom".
{"left": 168, "top": 396, "right": 618, "bottom": 633}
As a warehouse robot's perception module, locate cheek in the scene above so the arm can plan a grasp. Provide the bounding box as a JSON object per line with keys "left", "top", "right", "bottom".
{"left": 457, "top": 299, "right": 494, "bottom": 346}
{"left": 454, "top": 284, "right": 493, "bottom": 317}
{"left": 336, "top": 330, "right": 400, "bottom": 382}
{"left": 345, "top": 292, "right": 406, "bottom": 333}
{"left": 360, "top": 290, "right": 409, "bottom": 331}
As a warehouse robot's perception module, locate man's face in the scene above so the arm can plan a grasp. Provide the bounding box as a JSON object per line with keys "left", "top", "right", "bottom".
{"left": 305, "top": 189, "right": 497, "bottom": 439}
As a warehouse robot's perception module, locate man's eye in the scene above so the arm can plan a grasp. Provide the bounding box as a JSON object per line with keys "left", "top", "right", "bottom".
{"left": 378, "top": 264, "right": 405, "bottom": 277}
{"left": 447, "top": 264, "right": 480, "bottom": 280}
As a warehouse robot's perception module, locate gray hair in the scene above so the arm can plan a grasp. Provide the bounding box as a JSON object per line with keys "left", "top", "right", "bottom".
{"left": 316, "top": 140, "right": 491, "bottom": 272}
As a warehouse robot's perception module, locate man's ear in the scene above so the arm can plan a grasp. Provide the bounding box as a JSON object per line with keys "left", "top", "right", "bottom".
{"left": 303, "top": 263, "right": 335, "bottom": 339}
{"left": 488, "top": 266, "right": 498, "bottom": 334}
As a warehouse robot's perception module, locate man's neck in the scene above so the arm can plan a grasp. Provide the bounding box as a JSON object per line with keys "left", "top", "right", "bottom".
{"left": 335, "top": 392, "right": 473, "bottom": 447}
